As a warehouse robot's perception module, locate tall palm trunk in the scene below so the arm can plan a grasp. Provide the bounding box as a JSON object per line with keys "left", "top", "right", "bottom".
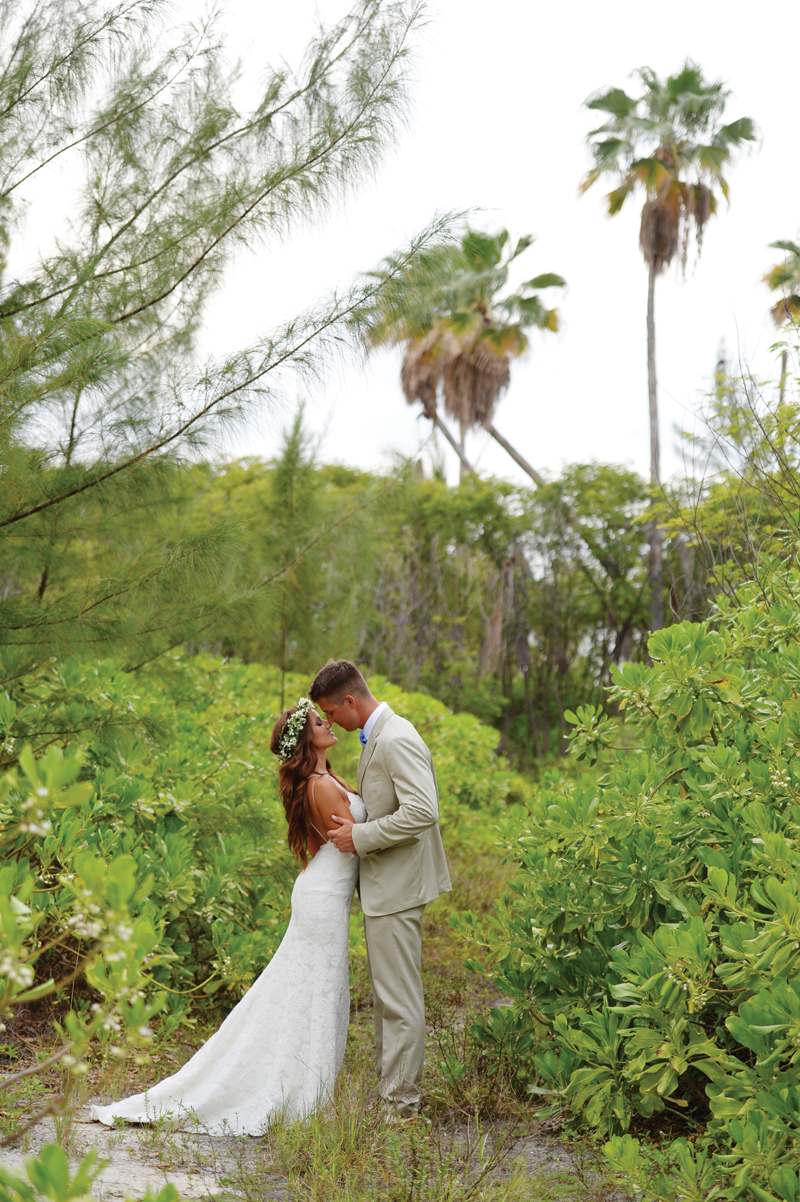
{"left": 432, "top": 411, "right": 475, "bottom": 476}
{"left": 647, "top": 256, "right": 664, "bottom": 632}
{"left": 458, "top": 429, "right": 468, "bottom": 483}
{"left": 485, "top": 423, "right": 545, "bottom": 486}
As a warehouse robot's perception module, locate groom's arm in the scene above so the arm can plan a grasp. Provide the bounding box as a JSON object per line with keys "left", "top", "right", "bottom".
{"left": 350, "top": 733, "right": 438, "bottom": 857}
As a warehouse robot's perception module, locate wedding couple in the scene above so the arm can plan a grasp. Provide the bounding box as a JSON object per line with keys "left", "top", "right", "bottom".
{"left": 91, "top": 660, "right": 451, "bottom": 1135}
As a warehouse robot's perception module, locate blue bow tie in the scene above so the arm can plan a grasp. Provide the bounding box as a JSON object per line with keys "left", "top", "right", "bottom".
{"left": 359, "top": 729, "right": 368, "bottom": 748}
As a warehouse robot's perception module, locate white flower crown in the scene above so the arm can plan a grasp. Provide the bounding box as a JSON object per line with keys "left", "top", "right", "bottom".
{"left": 277, "top": 696, "right": 314, "bottom": 761}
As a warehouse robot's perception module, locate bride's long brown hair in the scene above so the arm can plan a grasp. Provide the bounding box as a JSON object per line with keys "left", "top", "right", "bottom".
{"left": 270, "top": 705, "right": 351, "bottom": 865}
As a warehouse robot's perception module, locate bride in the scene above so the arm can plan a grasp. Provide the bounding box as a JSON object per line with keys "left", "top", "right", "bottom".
{"left": 90, "top": 697, "right": 365, "bottom": 1135}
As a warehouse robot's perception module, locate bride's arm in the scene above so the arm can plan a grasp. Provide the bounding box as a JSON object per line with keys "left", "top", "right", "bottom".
{"left": 307, "top": 776, "right": 354, "bottom": 842}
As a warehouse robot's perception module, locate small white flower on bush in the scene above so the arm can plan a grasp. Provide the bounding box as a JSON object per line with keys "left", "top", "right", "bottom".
{"left": 18, "top": 819, "right": 51, "bottom": 836}
{"left": 0, "top": 953, "right": 34, "bottom": 988}
{"left": 68, "top": 914, "right": 104, "bottom": 939}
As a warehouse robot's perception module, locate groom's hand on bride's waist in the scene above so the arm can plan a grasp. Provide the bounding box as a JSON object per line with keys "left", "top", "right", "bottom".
{"left": 328, "top": 813, "right": 358, "bottom": 856}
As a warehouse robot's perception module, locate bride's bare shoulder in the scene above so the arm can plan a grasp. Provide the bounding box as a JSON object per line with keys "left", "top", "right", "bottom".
{"left": 306, "top": 774, "right": 353, "bottom": 830}
{"left": 331, "top": 772, "right": 356, "bottom": 796}
{"left": 305, "top": 773, "right": 353, "bottom": 808}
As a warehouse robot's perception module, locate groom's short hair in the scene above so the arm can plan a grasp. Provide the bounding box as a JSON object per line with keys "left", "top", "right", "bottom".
{"left": 310, "top": 660, "right": 370, "bottom": 703}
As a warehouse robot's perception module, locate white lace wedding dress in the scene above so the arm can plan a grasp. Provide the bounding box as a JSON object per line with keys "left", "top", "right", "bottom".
{"left": 91, "top": 792, "right": 365, "bottom": 1136}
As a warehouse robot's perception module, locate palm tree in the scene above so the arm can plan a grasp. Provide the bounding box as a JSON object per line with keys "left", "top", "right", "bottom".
{"left": 357, "top": 228, "right": 565, "bottom": 482}
{"left": 580, "top": 61, "right": 756, "bottom": 630}
{"left": 358, "top": 228, "right": 637, "bottom": 589}
{"left": 763, "top": 238, "right": 800, "bottom": 406}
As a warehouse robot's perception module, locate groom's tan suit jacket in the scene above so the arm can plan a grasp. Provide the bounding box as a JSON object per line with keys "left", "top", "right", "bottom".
{"left": 351, "top": 706, "right": 451, "bottom": 917}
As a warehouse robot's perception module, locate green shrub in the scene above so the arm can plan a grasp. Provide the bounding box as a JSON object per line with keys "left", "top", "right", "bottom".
{"left": 468, "top": 553, "right": 800, "bottom": 1198}
{"left": 0, "top": 744, "right": 166, "bottom": 1074}
{"left": 1, "top": 650, "right": 523, "bottom": 1142}
{"left": 3, "top": 652, "right": 525, "bottom": 1001}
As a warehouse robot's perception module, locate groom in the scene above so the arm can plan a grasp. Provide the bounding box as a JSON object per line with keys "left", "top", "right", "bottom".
{"left": 309, "top": 660, "right": 451, "bottom": 1117}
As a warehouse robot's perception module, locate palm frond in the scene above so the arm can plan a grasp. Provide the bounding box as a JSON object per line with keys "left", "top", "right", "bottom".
{"left": 400, "top": 330, "right": 446, "bottom": 418}
{"left": 362, "top": 226, "right": 565, "bottom": 434}
{"left": 442, "top": 339, "right": 510, "bottom": 433}
{"left": 606, "top": 179, "right": 636, "bottom": 215}
{"left": 763, "top": 234, "right": 800, "bottom": 328}
{"left": 770, "top": 240, "right": 800, "bottom": 257}
{"left": 639, "top": 195, "right": 679, "bottom": 274}
{"left": 582, "top": 59, "right": 755, "bottom": 273}
{"left": 526, "top": 273, "right": 567, "bottom": 290}
{"left": 585, "top": 86, "right": 637, "bottom": 119}
{"left": 717, "top": 117, "right": 758, "bottom": 146}
{"left": 631, "top": 156, "right": 673, "bottom": 193}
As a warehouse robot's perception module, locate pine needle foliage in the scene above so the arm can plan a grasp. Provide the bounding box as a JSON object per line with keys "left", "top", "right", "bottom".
{"left": 0, "top": 0, "right": 441, "bottom": 679}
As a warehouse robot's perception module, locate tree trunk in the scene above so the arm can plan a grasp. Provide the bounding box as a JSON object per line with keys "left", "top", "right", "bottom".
{"left": 432, "top": 412, "right": 475, "bottom": 476}
{"left": 647, "top": 257, "right": 664, "bottom": 632}
{"left": 779, "top": 348, "right": 788, "bottom": 408}
{"left": 485, "top": 423, "right": 546, "bottom": 486}
{"left": 522, "top": 667, "right": 543, "bottom": 759}
{"left": 458, "top": 424, "right": 468, "bottom": 483}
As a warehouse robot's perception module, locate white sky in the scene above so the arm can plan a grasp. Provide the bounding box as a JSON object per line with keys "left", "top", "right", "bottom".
{"left": 200, "top": 0, "right": 800, "bottom": 486}
{"left": 13, "top": 0, "right": 800, "bottom": 486}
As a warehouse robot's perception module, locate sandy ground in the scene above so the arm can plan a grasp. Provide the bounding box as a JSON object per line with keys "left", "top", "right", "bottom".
{"left": 0, "top": 1111, "right": 625, "bottom": 1201}
{"left": 0, "top": 1114, "right": 255, "bottom": 1201}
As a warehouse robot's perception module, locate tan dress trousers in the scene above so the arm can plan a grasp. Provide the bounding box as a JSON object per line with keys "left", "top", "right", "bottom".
{"left": 364, "top": 904, "right": 426, "bottom": 1115}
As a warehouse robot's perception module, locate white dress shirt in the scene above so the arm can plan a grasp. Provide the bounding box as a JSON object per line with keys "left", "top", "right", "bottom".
{"left": 361, "top": 701, "right": 388, "bottom": 745}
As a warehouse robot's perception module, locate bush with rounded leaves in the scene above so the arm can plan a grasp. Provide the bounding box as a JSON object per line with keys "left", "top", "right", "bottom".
{"left": 468, "top": 553, "right": 800, "bottom": 1199}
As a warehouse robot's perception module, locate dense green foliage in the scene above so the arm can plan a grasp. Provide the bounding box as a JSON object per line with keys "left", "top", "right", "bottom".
{"left": 0, "top": 652, "right": 523, "bottom": 1070}
{"left": 0, "top": 649, "right": 521, "bottom": 1014}
{"left": 469, "top": 551, "right": 800, "bottom": 1199}
{"left": 0, "top": 654, "right": 528, "bottom": 1202}
{"left": 7, "top": 406, "right": 656, "bottom": 761}
{"left": 191, "top": 443, "right": 654, "bottom": 753}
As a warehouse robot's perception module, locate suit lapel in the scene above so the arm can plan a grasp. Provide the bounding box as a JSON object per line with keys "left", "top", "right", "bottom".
{"left": 357, "top": 705, "right": 393, "bottom": 795}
